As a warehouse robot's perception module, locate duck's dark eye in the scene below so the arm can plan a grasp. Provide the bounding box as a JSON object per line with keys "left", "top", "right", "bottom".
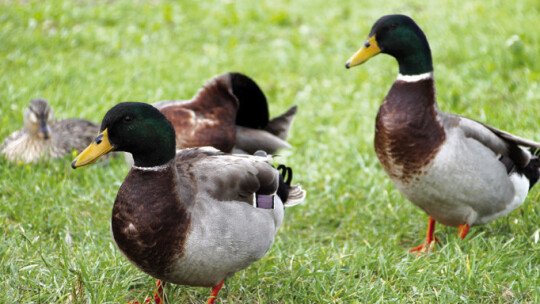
{"left": 389, "top": 22, "right": 398, "bottom": 29}
{"left": 123, "top": 116, "right": 133, "bottom": 123}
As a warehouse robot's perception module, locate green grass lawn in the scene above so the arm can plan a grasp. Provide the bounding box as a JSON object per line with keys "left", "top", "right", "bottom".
{"left": 1, "top": 0, "right": 539, "bottom": 303}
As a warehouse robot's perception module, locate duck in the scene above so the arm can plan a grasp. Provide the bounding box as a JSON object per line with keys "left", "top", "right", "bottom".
{"left": 153, "top": 72, "right": 297, "bottom": 154}
{"left": 1, "top": 98, "right": 99, "bottom": 163}
{"left": 345, "top": 14, "right": 540, "bottom": 252}
{"left": 71, "top": 102, "right": 306, "bottom": 303}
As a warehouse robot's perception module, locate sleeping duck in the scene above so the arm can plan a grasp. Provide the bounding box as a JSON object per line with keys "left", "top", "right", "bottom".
{"left": 72, "top": 102, "right": 306, "bottom": 303}
{"left": 1, "top": 98, "right": 99, "bottom": 163}
{"left": 345, "top": 14, "right": 540, "bottom": 252}
{"left": 153, "top": 72, "right": 297, "bottom": 154}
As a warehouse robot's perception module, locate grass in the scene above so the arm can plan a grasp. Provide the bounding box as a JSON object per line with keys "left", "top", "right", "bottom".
{"left": 1, "top": 0, "right": 539, "bottom": 303}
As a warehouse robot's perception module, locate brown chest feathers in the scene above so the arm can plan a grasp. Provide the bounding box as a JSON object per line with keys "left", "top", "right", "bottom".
{"left": 374, "top": 78, "right": 445, "bottom": 183}
{"left": 111, "top": 165, "right": 191, "bottom": 280}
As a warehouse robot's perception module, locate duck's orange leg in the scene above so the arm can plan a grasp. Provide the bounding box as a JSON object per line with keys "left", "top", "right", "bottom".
{"left": 207, "top": 280, "right": 225, "bottom": 304}
{"left": 458, "top": 224, "right": 470, "bottom": 240}
{"left": 152, "top": 280, "right": 166, "bottom": 304}
{"left": 410, "top": 216, "right": 440, "bottom": 253}
{"left": 129, "top": 280, "right": 166, "bottom": 304}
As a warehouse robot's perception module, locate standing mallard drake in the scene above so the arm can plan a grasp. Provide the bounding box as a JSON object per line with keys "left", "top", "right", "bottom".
{"left": 346, "top": 15, "right": 540, "bottom": 252}
{"left": 1, "top": 98, "right": 99, "bottom": 163}
{"left": 153, "top": 72, "right": 297, "bottom": 154}
{"left": 72, "top": 102, "right": 306, "bottom": 303}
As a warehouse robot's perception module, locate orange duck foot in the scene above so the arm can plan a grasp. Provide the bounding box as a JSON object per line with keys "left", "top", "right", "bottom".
{"left": 207, "top": 280, "right": 225, "bottom": 304}
{"left": 409, "top": 238, "right": 440, "bottom": 253}
{"left": 409, "top": 216, "right": 440, "bottom": 253}
{"left": 129, "top": 280, "right": 166, "bottom": 304}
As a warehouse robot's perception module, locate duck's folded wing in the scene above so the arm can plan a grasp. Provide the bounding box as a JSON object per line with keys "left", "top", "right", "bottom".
{"left": 53, "top": 119, "right": 100, "bottom": 152}
{"left": 176, "top": 147, "right": 279, "bottom": 205}
{"left": 455, "top": 115, "right": 540, "bottom": 168}
{"left": 234, "top": 126, "right": 291, "bottom": 155}
{"left": 0, "top": 129, "right": 24, "bottom": 151}
{"left": 476, "top": 120, "right": 540, "bottom": 149}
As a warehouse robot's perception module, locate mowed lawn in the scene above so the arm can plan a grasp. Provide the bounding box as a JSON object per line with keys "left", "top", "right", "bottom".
{"left": 1, "top": 0, "right": 539, "bottom": 303}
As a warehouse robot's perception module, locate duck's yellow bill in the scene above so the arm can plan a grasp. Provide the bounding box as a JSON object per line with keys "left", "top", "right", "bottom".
{"left": 71, "top": 129, "right": 114, "bottom": 169}
{"left": 345, "top": 35, "right": 380, "bottom": 68}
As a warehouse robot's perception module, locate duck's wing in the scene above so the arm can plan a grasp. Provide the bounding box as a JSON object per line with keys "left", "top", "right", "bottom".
{"left": 444, "top": 112, "right": 540, "bottom": 168}
{"left": 155, "top": 74, "right": 239, "bottom": 152}
{"left": 175, "top": 147, "right": 280, "bottom": 206}
{"left": 0, "top": 129, "right": 24, "bottom": 152}
{"left": 475, "top": 120, "right": 540, "bottom": 149}
{"left": 233, "top": 103, "right": 297, "bottom": 154}
{"left": 234, "top": 126, "right": 292, "bottom": 155}
{"left": 51, "top": 118, "right": 100, "bottom": 153}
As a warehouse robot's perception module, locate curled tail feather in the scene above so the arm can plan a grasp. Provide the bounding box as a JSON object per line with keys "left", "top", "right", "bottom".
{"left": 276, "top": 164, "right": 306, "bottom": 207}
{"left": 525, "top": 148, "right": 540, "bottom": 189}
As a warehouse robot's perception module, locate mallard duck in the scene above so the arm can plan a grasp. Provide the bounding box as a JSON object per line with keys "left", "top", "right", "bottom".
{"left": 153, "top": 72, "right": 297, "bottom": 154}
{"left": 346, "top": 14, "right": 540, "bottom": 252}
{"left": 1, "top": 98, "right": 99, "bottom": 163}
{"left": 72, "top": 102, "right": 306, "bottom": 303}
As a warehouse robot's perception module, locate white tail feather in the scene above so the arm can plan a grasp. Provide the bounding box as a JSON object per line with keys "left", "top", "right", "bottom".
{"left": 283, "top": 184, "right": 306, "bottom": 207}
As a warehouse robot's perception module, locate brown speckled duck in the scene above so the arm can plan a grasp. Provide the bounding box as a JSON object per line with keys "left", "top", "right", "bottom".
{"left": 346, "top": 15, "right": 540, "bottom": 252}
{"left": 1, "top": 98, "right": 99, "bottom": 163}
{"left": 72, "top": 102, "right": 306, "bottom": 303}
{"left": 154, "top": 72, "right": 297, "bottom": 154}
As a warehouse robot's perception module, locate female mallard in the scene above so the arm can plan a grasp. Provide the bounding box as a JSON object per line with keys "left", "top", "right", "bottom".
{"left": 346, "top": 15, "right": 540, "bottom": 252}
{"left": 153, "top": 72, "right": 297, "bottom": 154}
{"left": 1, "top": 98, "right": 99, "bottom": 163}
{"left": 72, "top": 102, "right": 306, "bottom": 303}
